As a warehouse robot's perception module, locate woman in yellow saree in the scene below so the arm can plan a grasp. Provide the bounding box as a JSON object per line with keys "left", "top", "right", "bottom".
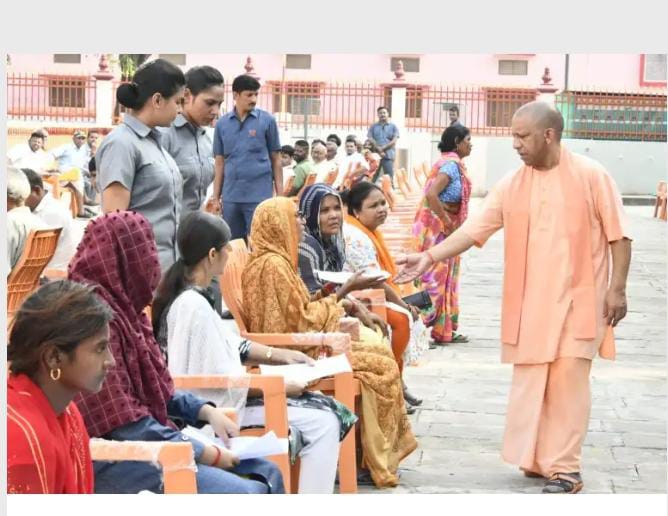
{"left": 242, "top": 197, "right": 417, "bottom": 488}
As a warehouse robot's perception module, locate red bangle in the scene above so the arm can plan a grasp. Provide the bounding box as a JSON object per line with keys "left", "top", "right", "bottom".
{"left": 212, "top": 445, "right": 222, "bottom": 467}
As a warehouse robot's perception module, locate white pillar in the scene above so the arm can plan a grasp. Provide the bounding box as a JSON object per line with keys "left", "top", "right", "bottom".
{"left": 95, "top": 78, "right": 114, "bottom": 126}
{"left": 390, "top": 85, "right": 407, "bottom": 133}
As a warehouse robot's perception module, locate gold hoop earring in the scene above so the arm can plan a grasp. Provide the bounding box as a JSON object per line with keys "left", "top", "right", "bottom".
{"left": 50, "top": 368, "right": 61, "bottom": 381}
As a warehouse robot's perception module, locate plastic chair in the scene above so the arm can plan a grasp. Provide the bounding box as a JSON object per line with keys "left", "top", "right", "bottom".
{"left": 7, "top": 228, "right": 62, "bottom": 322}
{"left": 284, "top": 176, "right": 295, "bottom": 195}
{"left": 323, "top": 169, "right": 339, "bottom": 186}
{"left": 90, "top": 440, "right": 198, "bottom": 494}
{"left": 654, "top": 181, "right": 667, "bottom": 221}
{"left": 172, "top": 374, "right": 292, "bottom": 493}
{"left": 220, "top": 239, "right": 359, "bottom": 493}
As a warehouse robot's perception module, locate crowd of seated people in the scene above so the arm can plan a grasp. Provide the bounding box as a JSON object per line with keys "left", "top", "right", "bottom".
{"left": 6, "top": 60, "right": 432, "bottom": 495}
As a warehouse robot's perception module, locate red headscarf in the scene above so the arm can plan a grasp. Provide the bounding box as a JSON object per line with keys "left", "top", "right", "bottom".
{"left": 69, "top": 211, "right": 175, "bottom": 437}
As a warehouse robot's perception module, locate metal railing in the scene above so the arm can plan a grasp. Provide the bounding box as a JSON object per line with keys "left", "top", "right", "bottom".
{"left": 7, "top": 73, "right": 97, "bottom": 123}
{"left": 556, "top": 89, "right": 667, "bottom": 142}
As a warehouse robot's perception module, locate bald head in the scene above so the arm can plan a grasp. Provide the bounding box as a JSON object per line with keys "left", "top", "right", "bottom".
{"left": 513, "top": 101, "right": 564, "bottom": 141}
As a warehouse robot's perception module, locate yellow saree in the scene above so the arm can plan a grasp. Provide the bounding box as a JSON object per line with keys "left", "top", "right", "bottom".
{"left": 242, "top": 197, "right": 417, "bottom": 488}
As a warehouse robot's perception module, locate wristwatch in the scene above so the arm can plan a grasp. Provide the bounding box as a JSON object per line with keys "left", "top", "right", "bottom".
{"left": 265, "top": 348, "right": 273, "bottom": 363}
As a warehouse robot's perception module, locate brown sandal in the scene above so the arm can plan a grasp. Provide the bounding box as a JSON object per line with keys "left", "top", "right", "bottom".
{"left": 542, "top": 472, "right": 583, "bottom": 494}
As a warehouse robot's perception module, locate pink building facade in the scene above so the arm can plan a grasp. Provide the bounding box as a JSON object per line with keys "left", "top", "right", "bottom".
{"left": 6, "top": 53, "right": 667, "bottom": 91}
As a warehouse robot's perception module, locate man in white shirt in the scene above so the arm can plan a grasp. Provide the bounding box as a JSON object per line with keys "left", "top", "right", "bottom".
{"left": 280, "top": 144, "right": 296, "bottom": 185}
{"left": 311, "top": 141, "right": 336, "bottom": 183}
{"left": 335, "top": 137, "right": 369, "bottom": 189}
{"left": 6, "top": 167, "right": 46, "bottom": 275}
{"left": 7, "top": 132, "right": 54, "bottom": 173}
{"left": 23, "top": 168, "right": 77, "bottom": 270}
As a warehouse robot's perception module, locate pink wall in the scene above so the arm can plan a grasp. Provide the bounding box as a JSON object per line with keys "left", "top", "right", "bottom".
{"left": 7, "top": 53, "right": 663, "bottom": 92}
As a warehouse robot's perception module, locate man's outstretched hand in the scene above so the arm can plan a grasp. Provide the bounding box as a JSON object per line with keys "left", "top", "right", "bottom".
{"left": 394, "top": 252, "right": 434, "bottom": 284}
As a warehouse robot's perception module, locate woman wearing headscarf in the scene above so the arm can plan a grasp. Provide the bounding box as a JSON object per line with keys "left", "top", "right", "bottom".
{"left": 69, "top": 210, "right": 284, "bottom": 494}
{"left": 242, "top": 197, "right": 417, "bottom": 488}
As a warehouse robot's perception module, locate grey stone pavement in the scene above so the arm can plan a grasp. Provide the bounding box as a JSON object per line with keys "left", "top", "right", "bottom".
{"left": 360, "top": 201, "right": 667, "bottom": 494}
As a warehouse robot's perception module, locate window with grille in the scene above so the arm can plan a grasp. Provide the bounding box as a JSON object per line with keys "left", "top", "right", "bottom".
{"left": 641, "top": 54, "right": 667, "bottom": 85}
{"left": 485, "top": 88, "right": 536, "bottom": 127}
{"left": 271, "top": 82, "right": 321, "bottom": 115}
{"left": 390, "top": 57, "right": 420, "bottom": 73}
{"left": 286, "top": 54, "right": 312, "bottom": 70}
{"left": 383, "top": 86, "right": 424, "bottom": 118}
{"left": 498, "top": 60, "right": 528, "bottom": 76}
{"left": 53, "top": 54, "right": 81, "bottom": 64}
{"left": 46, "top": 76, "right": 87, "bottom": 108}
{"left": 159, "top": 54, "right": 186, "bottom": 66}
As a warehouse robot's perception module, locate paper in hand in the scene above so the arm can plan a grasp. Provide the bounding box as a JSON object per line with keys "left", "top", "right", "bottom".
{"left": 259, "top": 354, "right": 352, "bottom": 384}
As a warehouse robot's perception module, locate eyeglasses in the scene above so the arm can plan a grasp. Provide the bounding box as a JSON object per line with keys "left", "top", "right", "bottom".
{"left": 296, "top": 210, "right": 305, "bottom": 219}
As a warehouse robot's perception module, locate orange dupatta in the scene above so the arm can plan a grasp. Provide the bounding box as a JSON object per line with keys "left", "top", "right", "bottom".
{"left": 344, "top": 214, "right": 399, "bottom": 292}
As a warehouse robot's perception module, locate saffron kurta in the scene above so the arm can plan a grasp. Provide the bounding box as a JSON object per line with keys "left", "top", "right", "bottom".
{"left": 459, "top": 148, "right": 630, "bottom": 364}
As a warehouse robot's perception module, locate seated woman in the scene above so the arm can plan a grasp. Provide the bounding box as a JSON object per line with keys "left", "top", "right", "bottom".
{"left": 152, "top": 211, "right": 357, "bottom": 494}
{"left": 8, "top": 280, "right": 114, "bottom": 494}
{"left": 339, "top": 182, "right": 426, "bottom": 407}
{"left": 242, "top": 197, "right": 417, "bottom": 488}
{"left": 68, "top": 210, "right": 284, "bottom": 494}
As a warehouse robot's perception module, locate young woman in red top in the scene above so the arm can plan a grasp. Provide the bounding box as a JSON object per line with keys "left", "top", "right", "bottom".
{"left": 7, "top": 280, "right": 115, "bottom": 494}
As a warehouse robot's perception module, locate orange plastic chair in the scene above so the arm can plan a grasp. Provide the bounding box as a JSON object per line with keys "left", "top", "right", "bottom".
{"left": 380, "top": 175, "right": 396, "bottom": 210}
{"left": 654, "top": 181, "right": 667, "bottom": 221}
{"left": 90, "top": 440, "right": 198, "bottom": 494}
{"left": 42, "top": 174, "right": 62, "bottom": 199}
{"left": 300, "top": 173, "right": 317, "bottom": 197}
{"left": 323, "top": 168, "right": 338, "bottom": 186}
{"left": 284, "top": 176, "right": 295, "bottom": 195}
{"left": 7, "top": 228, "right": 62, "bottom": 322}
{"left": 172, "top": 374, "right": 293, "bottom": 493}
{"left": 220, "top": 239, "right": 359, "bottom": 493}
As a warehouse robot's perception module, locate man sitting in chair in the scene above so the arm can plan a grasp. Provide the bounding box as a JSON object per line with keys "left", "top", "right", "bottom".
{"left": 6, "top": 167, "right": 45, "bottom": 275}
{"left": 50, "top": 130, "right": 95, "bottom": 218}
{"left": 23, "top": 168, "right": 77, "bottom": 271}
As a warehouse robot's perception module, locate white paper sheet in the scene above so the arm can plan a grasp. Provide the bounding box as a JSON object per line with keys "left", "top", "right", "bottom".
{"left": 181, "top": 426, "right": 288, "bottom": 460}
{"left": 315, "top": 269, "right": 390, "bottom": 284}
{"left": 259, "top": 354, "right": 352, "bottom": 384}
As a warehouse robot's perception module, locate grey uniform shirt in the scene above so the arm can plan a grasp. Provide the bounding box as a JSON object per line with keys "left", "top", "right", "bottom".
{"left": 160, "top": 114, "right": 214, "bottom": 212}
{"left": 96, "top": 114, "right": 183, "bottom": 273}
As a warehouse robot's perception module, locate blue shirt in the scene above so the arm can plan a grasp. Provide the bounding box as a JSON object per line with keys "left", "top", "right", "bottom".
{"left": 437, "top": 161, "right": 463, "bottom": 203}
{"left": 51, "top": 143, "right": 89, "bottom": 172}
{"left": 367, "top": 122, "right": 399, "bottom": 160}
{"left": 213, "top": 108, "right": 281, "bottom": 203}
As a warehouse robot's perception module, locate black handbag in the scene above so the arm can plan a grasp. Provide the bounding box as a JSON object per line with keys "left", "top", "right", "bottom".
{"left": 401, "top": 290, "right": 432, "bottom": 309}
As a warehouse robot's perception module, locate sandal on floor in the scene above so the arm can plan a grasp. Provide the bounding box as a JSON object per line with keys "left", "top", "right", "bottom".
{"left": 542, "top": 472, "right": 583, "bottom": 494}
{"left": 450, "top": 333, "right": 469, "bottom": 343}
{"left": 406, "top": 403, "right": 417, "bottom": 415}
{"left": 403, "top": 388, "right": 423, "bottom": 407}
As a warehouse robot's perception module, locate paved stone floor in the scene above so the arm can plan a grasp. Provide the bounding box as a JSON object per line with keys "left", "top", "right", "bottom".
{"left": 360, "top": 202, "right": 667, "bottom": 494}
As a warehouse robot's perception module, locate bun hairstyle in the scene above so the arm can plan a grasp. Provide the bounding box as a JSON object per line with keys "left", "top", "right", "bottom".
{"left": 339, "top": 181, "right": 383, "bottom": 216}
{"left": 116, "top": 58, "right": 186, "bottom": 110}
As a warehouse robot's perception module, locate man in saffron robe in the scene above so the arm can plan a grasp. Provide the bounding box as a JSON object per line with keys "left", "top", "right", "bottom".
{"left": 395, "top": 101, "right": 632, "bottom": 494}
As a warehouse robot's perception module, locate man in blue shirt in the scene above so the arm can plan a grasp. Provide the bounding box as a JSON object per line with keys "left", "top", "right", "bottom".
{"left": 367, "top": 106, "right": 400, "bottom": 186}
{"left": 211, "top": 74, "right": 282, "bottom": 240}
